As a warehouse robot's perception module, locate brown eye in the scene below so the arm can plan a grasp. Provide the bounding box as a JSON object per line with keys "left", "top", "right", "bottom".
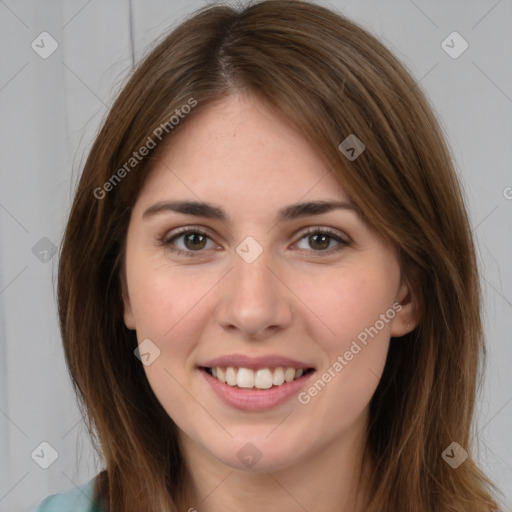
{"left": 162, "top": 228, "right": 216, "bottom": 256}
{"left": 181, "top": 232, "right": 208, "bottom": 250}
{"left": 295, "top": 227, "right": 350, "bottom": 255}
{"left": 308, "top": 232, "right": 331, "bottom": 250}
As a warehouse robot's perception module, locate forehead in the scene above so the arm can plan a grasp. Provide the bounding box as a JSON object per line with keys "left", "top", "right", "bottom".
{"left": 134, "top": 93, "right": 349, "bottom": 215}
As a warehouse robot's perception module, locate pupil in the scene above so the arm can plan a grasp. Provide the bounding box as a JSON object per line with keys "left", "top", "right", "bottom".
{"left": 186, "top": 233, "right": 206, "bottom": 250}
{"left": 311, "top": 234, "right": 329, "bottom": 250}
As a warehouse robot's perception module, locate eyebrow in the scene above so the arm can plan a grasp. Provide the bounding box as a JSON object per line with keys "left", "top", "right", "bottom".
{"left": 142, "top": 199, "right": 357, "bottom": 223}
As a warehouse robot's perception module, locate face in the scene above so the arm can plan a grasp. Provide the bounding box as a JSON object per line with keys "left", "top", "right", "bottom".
{"left": 122, "top": 93, "right": 416, "bottom": 473}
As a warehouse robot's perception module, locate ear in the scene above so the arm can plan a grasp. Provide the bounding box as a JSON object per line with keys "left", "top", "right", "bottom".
{"left": 390, "top": 276, "right": 421, "bottom": 337}
{"left": 121, "top": 276, "right": 136, "bottom": 331}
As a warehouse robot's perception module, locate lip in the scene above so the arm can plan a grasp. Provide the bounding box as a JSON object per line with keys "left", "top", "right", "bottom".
{"left": 200, "top": 353, "right": 314, "bottom": 371}
{"left": 198, "top": 367, "right": 316, "bottom": 412}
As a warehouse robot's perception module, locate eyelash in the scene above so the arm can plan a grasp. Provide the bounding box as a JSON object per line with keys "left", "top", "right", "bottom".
{"left": 160, "top": 226, "right": 350, "bottom": 258}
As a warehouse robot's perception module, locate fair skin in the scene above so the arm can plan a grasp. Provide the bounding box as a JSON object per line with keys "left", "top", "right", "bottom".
{"left": 122, "top": 93, "right": 418, "bottom": 512}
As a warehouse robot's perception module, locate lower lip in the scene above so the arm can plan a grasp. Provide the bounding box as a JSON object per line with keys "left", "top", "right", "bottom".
{"left": 199, "top": 368, "right": 315, "bottom": 412}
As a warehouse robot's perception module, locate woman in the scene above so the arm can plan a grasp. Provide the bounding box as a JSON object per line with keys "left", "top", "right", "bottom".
{"left": 33, "top": 0, "right": 502, "bottom": 510}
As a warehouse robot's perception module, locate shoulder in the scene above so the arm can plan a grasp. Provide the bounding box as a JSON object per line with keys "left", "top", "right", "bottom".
{"left": 31, "top": 475, "right": 106, "bottom": 512}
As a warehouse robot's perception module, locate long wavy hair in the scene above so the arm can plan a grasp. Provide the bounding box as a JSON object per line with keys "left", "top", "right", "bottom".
{"left": 57, "top": 1, "right": 502, "bottom": 510}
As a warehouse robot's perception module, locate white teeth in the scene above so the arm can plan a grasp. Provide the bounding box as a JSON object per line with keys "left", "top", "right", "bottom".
{"left": 254, "top": 369, "right": 273, "bottom": 389}
{"left": 216, "top": 367, "right": 226, "bottom": 383}
{"left": 236, "top": 367, "right": 255, "bottom": 388}
{"left": 284, "top": 367, "right": 295, "bottom": 382}
{"left": 225, "top": 367, "right": 237, "bottom": 386}
{"left": 209, "top": 366, "right": 309, "bottom": 389}
{"left": 272, "top": 367, "right": 285, "bottom": 385}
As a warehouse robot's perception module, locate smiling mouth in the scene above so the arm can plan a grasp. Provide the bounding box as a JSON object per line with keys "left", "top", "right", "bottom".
{"left": 201, "top": 366, "right": 315, "bottom": 390}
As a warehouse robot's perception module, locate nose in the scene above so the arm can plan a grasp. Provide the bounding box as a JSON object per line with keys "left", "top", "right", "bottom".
{"left": 214, "top": 246, "right": 293, "bottom": 341}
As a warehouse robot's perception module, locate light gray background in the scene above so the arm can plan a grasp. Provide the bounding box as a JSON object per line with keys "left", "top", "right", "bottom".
{"left": 0, "top": 1, "right": 510, "bottom": 510}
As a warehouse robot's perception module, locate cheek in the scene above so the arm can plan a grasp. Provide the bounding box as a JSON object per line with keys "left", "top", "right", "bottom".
{"left": 310, "top": 264, "right": 399, "bottom": 350}
{"left": 127, "top": 254, "right": 215, "bottom": 341}
{"left": 128, "top": 263, "right": 209, "bottom": 424}
{"left": 298, "top": 261, "right": 398, "bottom": 409}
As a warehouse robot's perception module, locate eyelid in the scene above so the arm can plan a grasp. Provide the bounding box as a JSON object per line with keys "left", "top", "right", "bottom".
{"left": 160, "top": 224, "right": 351, "bottom": 256}
{"left": 297, "top": 226, "right": 351, "bottom": 244}
{"left": 162, "top": 224, "right": 349, "bottom": 242}
{"left": 160, "top": 225, "right": 220, "bottom": 253}
{"left": 161, "top": 224, "right": 215, "bottom": 243}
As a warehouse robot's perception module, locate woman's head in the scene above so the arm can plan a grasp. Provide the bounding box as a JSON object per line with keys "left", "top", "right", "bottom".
{"left": 58, "top": 1, "right": 500, "bottom": 510}
{"left": 121, "top": 91, "right": 415, "bottom": 474}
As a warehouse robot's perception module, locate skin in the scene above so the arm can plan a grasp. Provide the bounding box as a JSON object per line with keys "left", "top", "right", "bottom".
{"left": 122, "top": 93, "right": 419, "bottom": 512}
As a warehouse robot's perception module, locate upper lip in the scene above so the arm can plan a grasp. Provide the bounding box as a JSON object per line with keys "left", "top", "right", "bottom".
{"left": 200, "top": 353, "right": 315, "bottom": 370}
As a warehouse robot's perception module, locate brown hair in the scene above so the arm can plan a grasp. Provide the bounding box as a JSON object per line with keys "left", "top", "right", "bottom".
{"left": 57, "top": 1, "right": 502, "bottom": 510}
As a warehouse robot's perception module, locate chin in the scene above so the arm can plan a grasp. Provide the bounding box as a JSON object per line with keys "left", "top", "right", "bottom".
{"left": 209, "top": 435, "right": 307, "bottom": 473}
